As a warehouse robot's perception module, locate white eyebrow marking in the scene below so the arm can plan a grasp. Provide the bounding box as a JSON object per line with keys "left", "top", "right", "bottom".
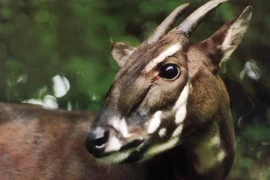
{"left": 144, "top": 43, "right": 182, "bottom": 73}
{"left": 173, "top": 83, "right": 189, "bottom": 124}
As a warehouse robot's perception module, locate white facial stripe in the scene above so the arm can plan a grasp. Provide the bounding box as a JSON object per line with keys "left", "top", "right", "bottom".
{"left": 173, "top": 83, "right": 189, "bottom": 124}
{"left": 109, "top": 117, "right": 131, "bottom": 138}
{"left": 147, "top": 111, "right": 162, "bottom": 134}
{"left": 144, "top": 43, "right": 182, "bottom": 73}
{"left": 105, "top": 136, "right": 122, "bottom": 152}
{"left": 172, "top": 124, "right": 183, "bottom": 137}
{"left": 119, "top": 118, "right": 130, "bottom": 138}
{"left": 158, "top": 128, "right": 167, "bottom": 138}
{"left": 210, "top": 135, "right": 221, "bottom": 147}
{"left": 98, "top": 148, "right": 134, "bottom": 164}
{"left": 140, "top": 137, "right": 179, "bottom": 162}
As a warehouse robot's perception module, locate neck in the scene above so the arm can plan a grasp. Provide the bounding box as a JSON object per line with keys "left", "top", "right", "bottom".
{"left": 146, "top": 110, "right": 235, "bottom": 180}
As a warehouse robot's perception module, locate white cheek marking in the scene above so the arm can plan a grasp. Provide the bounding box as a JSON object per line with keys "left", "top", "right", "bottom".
{"left": 144, "top": 43, "right": 182, "bottom": 73}
{"left": 105, "top": 136, "right": 122, "bottom": 152}
{"left": 217, "top": 150, "right": 226, "bottom": 162}
{"left": 140, "top": 137, "right": 179, "bottom": 162}
{"left": 172, "top": 124, "right": 183, "bottom": 137}
{"left": 173, "top": 83, "right": 189, "bottom": 124}
{"left": 210, "top": 135, "right": 221, "bottom": 147}
{"left": 147, "top": 111, "right": 162, "bottom": 134}
{"left": 158, "top": 128, "right": 167, "bottom": 137}
{"left": 109, "top": 117, "right": 131, "bottom": 138}
{"left": 119, "top": 118, "right": 130, "bottom": 138}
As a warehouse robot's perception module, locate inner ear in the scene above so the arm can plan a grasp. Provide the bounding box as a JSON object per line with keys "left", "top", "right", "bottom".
{"left": 196, "top": 6, "right": 252, "bottom": 71}
{"left": 111, "top": 42, "right": 137, "bottom": 67}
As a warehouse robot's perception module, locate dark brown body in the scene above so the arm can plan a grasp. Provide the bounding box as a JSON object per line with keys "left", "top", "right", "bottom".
{"left": 0, "top": 103, "right": 148, "bottom": 180}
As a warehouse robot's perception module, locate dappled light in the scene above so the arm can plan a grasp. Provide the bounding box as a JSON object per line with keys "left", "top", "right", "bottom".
{"left": 52, "top": 75, "right": 70, "bottom": 98}
{"left": 23, "top": 95, "right": 58, "bottom": 109}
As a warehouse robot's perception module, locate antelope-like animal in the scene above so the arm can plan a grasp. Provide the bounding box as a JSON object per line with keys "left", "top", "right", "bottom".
{"left": 85, "top": 0, "right": 252, "bottom": 179}
{"left": 0, "top": 0, "right": 251, "bottom": 180}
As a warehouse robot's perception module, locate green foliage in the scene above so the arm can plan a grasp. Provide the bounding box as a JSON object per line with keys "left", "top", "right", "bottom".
{"left": 0, "top": 0, "right": 269, "bottom": 179}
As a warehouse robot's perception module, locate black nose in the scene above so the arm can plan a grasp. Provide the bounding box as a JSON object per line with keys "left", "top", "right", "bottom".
{"left": 85, "top": 126, "right": 110, "bottom": 157}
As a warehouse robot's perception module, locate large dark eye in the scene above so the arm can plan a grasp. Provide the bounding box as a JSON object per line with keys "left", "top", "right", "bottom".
{"left": 159, "top": 64, "right": 180, "bottom": 80}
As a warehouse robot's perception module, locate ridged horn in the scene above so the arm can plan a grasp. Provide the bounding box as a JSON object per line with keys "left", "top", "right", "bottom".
{"left": 178, "top": 0, "right": 228, "bottom": 36}
{"left": 147, "top": 3, "right": 190, "bottom": 44}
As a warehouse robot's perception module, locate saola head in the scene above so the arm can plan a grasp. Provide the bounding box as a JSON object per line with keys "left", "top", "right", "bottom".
{"left": 85, "top": 0, "right": 252, "bottom": 165}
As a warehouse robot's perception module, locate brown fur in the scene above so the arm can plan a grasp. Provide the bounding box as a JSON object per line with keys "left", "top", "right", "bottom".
{"left": 0, "top": 103, "right": 148, "bottom": 180}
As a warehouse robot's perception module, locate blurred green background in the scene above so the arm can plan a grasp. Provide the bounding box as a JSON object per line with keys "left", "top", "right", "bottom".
{"left": 0, "top": 0, "right": 269, "bottom": 179}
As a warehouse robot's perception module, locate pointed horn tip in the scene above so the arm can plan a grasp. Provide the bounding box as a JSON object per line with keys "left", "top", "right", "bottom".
{"left": 210, "top": 0, "right": 229, "bottom": 5}
{"left": 244, "top": 6, "right": 252, "bottom": 13}
{"left": 180, "top": 3, "right": 190, "bottom": 7}
{"left": 214, "top": 0, "right": 229, "bottom": 3}
{"left": 174, "top": 3, "right": 190, "bottom": 11}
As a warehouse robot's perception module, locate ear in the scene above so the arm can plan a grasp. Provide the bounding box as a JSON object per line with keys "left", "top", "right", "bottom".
{"left": 111, "top": 42, "right": 137, "bottom": 67}
{"left": 199, "top": 6, "right": 252, "bottom": 66}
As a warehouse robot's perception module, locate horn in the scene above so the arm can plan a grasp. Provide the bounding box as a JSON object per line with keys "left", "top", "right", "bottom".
{"left": 147, "top": 3, "right": 190, "bottom": 44}
{"left": 178, "top": 0, "right": 228, "bottom": 37}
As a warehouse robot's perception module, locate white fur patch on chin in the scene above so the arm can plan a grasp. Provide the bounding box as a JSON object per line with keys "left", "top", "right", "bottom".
{"left": 173, "top": 83, "right": 189, "bottom": 124}
{"left": 97, "top": 148, "right": 134, "bottom": 164}
{"left": 105, "top": 136, "right": 122, "bottom": 152}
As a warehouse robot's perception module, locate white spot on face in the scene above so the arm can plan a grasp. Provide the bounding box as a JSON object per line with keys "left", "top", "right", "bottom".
{"left": 158, "top": 128, "right": 167, "bottom": 137}
{"left": 109, "top": 117, "right": 131, "bottom": 138}
{"left": 217, "top": 150, "right": 226, "bottom": 162}
{"left": 144, "top": 43, "right": 182, "bottom": 73}
{"left": 172, "top": 124, "right": 183, "bottom": 137}
{"left": 105, "top": 136, "right": 122, "bottom": 152}
{"left": 147, "top": 111, "right": 162, "bottom": 134}
{"left": 173, "top": 83, "right": 189, "bottom": 124}
{"left": 140, "top": 137, "right": 179, "bottom": 162}
{"left": 210, "top": 135, "right": 221, "bottom": 147}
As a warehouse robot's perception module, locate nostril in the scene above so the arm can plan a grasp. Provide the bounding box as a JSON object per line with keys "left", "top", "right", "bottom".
{"left": 93, "top": 129, "right": 109, "bottom": 149}
{"left": 85, "top": 126, "right": 110, "bottom": 156}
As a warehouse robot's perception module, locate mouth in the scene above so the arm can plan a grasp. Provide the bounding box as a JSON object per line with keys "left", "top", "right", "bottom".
{"left": 93, "top": 138, "right": 146, "bottom": 163}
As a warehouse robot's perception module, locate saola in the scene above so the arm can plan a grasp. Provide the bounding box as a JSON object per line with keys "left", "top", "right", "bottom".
{"left": 85, "top": 0, "right": 252, "bottom": 179}
{"left": 0, "top": 0, "right": 251, "bottom": 180}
